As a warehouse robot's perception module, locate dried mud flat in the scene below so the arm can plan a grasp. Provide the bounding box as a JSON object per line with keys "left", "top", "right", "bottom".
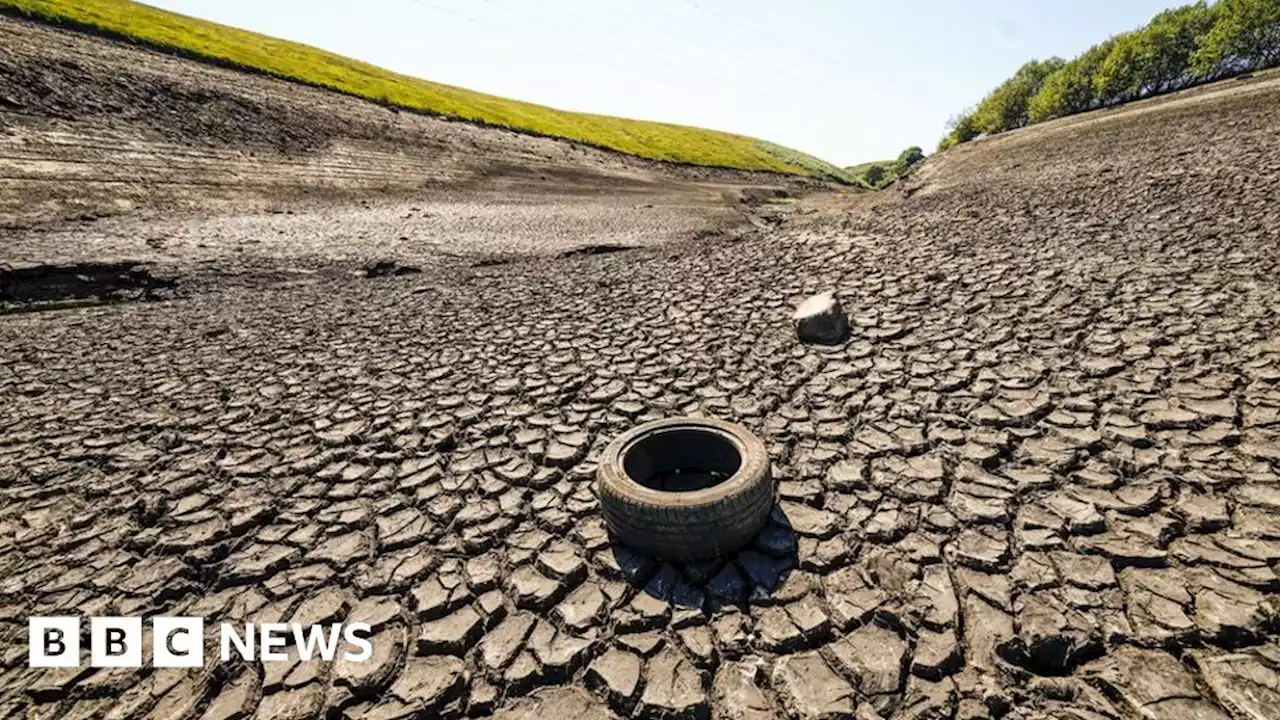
{"left": 5, "top": 17, "right": 1280, "bottom": 720}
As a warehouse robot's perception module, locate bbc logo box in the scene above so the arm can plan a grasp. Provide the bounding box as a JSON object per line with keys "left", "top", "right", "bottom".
{"left": 28, "top": 617, "right": 204, "bottom": 668}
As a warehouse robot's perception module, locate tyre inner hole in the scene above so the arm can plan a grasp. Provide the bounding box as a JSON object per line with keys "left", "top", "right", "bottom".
{"left": 623, "top": 428, "right": 742, "bottom": 492}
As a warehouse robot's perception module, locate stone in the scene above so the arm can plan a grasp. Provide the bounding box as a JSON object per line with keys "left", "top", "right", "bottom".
{"left": 794, "top": 292, "right": 850, "bottom": 345}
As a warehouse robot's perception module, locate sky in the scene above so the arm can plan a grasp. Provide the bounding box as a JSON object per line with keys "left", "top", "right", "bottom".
{"left": 147, "top": 0, "right": 1179, "bottom": 167}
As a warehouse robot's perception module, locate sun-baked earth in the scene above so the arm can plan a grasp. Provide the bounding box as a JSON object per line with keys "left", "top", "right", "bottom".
{"left": 4, "top": 14, "right": 1280, "bottom": 720}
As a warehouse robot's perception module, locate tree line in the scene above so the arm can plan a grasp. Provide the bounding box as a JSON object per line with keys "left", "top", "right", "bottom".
{"left": 852, "top": 146, "right": 925, "bottom": 188}
{"left": 939, "top": 0, "right": 1280, "bottom": 150}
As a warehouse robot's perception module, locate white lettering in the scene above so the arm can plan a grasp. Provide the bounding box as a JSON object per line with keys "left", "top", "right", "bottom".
{"left": 293, "top": 624, "right": 342, "bottom": 661}
{"left": 220, "top": 623, "right": 254, "bottom": 662}
{"left": 258, "top": 623, "right": 289, "bottom": 661}
{"left": 342, "top": 623, "right": 373, "bottom": 662}
{"left": 32, "top": 616, "right": 371, "bottom": 667}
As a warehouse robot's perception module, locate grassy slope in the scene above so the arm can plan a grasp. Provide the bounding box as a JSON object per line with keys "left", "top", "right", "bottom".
{"left": 843, "top": 160, "right": 895, "bottom": 189}
{"left": 0, "top": 0, "right": 854, "bottom": 183}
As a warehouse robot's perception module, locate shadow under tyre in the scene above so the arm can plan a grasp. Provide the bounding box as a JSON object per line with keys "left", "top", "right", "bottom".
{"left": 596, "top": 417, "right": 775, "bottom": 562}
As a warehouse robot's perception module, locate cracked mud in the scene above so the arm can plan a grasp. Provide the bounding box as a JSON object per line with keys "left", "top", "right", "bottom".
{"left": 4, "top": 19, "right": 1280, "bottom": 720}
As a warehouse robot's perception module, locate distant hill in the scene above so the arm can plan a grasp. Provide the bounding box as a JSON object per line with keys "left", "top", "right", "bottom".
{"left": 845, "top": 146, "right": 925, "bottom": 189}
{"left": 0, "top": 0, "right": 856, "bottom": 183}
{"left": 844, "top": 160, "right": 895, "bottom": 189}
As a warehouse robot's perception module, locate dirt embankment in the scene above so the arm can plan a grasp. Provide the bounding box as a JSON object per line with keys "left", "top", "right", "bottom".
{"left": 0, "top": 15, "right": 830, "bottom": 229}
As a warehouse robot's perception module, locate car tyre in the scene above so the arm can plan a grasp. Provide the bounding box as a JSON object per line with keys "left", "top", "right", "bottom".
{"left": 596, "top": 417, "right": 775, "bottom": 562}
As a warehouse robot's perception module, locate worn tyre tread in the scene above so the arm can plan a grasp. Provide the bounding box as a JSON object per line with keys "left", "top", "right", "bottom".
{"left": 596, "top": 418, "right": 774, "bottom": 562}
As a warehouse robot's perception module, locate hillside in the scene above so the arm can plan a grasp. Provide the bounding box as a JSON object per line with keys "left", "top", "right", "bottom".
{"left": 843, "top": 146, "right": 925, "bottom": 189}
{"left": 0, "top": 0, "right": 854, "bottom": 183}
{"left": 0, "top": 14, "right": 842, "bottom": 227}
{"left": 844, "top": 160, "right": 895, "bottom": 188}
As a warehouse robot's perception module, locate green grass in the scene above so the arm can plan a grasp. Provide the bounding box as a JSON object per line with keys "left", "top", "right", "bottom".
{"left": 844, "top": 160, "right": 896, "bottom": 189}
{"left": 752, "top": 141, "right": 856, "bottom": 184}
{"left": 0, "top": 0, "right": 853, "bottom": 183}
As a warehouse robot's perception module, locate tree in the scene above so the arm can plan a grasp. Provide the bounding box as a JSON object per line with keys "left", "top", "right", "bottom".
{"left": 971, "top": 57, "right": 1066, "bottom": 135}
{"left": 1136, "top": 2, "right": 1219, "bottom": 92}
{"left": 863, "top": 164, "right": 887, "bottom": 187}
{"left": 894, "top": 146, "right": 925, "bottom": 175}
{"left": 1094, "top": 32, "right": 1144, "bottom": 104}
{"left": 940, "top": 0, "right": 1274, "bottom": 147}
{"left": 939, "top": 107, "right": 979, "bottom": 150}
{"left": 1192, "top": 0, "right": 1280, "bottom": 76}
{"left": 1027, "top": 38, "right": 1120, "bottom": 122}
{"left": 1095, "top": 5, "right": 1219, "bottom": 103}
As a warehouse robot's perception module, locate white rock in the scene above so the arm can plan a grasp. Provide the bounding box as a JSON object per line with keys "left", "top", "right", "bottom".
{"left": 793, "top": 291, "right": 849, "bottom": 344}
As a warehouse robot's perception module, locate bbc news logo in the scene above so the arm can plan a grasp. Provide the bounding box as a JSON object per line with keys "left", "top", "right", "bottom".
{"left": 29, "top": 617, "right": 372, "bottom": 668}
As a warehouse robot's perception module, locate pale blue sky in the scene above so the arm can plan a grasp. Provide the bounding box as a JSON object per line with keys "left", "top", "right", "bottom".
{"left": 149, "top": 0, "right": 1177, "bottom": 166}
